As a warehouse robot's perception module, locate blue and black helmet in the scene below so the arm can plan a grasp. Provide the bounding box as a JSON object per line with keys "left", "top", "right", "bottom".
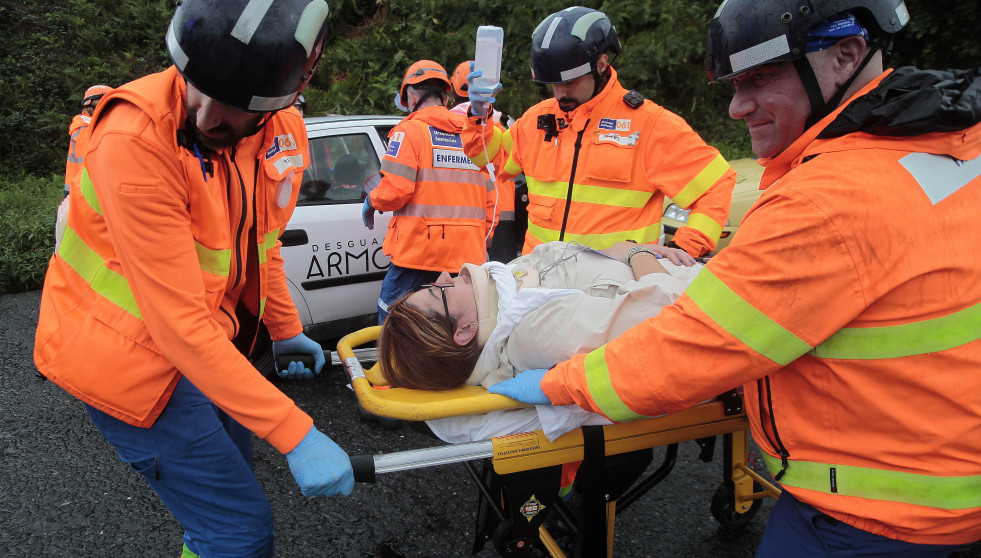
{"left": 530, "top": 6, "right": 622, "bottom": 84}
{"left": 167, "top": 0, "right": 331, "bottom": 113}
{"left": 705, "top": 0, "right": 909, "bottom": 82}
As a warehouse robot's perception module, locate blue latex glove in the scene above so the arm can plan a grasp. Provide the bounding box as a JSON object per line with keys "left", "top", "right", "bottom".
{"left": 286, "top": 425, "right": 355, "bottom": 497}
{"left": 467, "top": 70, "right": 503, "bottom": 117}
{"left": 362, "top": 196, "right": 375, "bottom": 230}
{"left": 272, "top": 332, "right": 325, "bottom": 380}
{"left": 488, "top": 368, "right": 552, "bottom": 405}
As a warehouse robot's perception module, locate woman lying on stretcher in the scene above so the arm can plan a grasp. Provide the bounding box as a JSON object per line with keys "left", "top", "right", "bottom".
{"left": 378, "top": 240, "right": 704, "bottom": 443}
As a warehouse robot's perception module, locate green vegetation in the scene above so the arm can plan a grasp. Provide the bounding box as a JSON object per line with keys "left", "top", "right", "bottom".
{"left": 0, "top": 173, "right": 62, "bottom": 293}
{"left": 1, "top": 0, "right": 977, "bottom": 293}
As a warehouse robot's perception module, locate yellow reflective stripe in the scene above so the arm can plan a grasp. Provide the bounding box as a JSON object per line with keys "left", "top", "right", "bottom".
{"left": 671, "top": 153, "right": 730, "bottom": 209}
{"left": 528, "top": 178, "right": 653, "bottom": 208}
{"left": 761, "top": 453, "right": 981, "bottom": 510}
{"left": 182, "top": 543, "right": 200, "bottom": 558}
{"left": 526, "top": 220, "right": 561, "bottom": 244}
{"left": 79, "top": 168, "right": 102, "bottom": 216}
{"left": 258, "top": 230, "right": 279, "bottom": 266}
{"left": 686, "top": 268, "right": 811, "bottom": 365}
{"left": 469, "top": 125, "right": 503, "bottom": 168}
{"left": 685, "top": 213, "right": 723, "bottom": 243}
{"left": 812, "top": 300, "right": 981, "bottom": 359}
{"left": 59, "top": 227, "right": 142, "bottom": 320}
{"left": 195, "top": 241, "right": 231, "bottom": 277}
{"left": 259, "top": 297, "right": 266, "bottom": 318}
{"left": 527, "top": 220, "right": 661, "bottom": 249}
{"left": 583, "top": 346, "right": 650, "bottom": 422}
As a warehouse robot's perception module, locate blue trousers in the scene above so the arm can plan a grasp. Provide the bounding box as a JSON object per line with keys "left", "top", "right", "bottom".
{"left": 85, "top": 377, "right": 274, "bottom": 558}
{"left": 376, "top": 264, "right": 440, "bottom": 324}
{"left": 757, "top": 491, "right": 964, "bottom": 558}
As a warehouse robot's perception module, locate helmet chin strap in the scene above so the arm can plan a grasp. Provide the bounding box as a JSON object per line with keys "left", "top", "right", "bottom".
{"left": 795, "top": 42, "right": 882, "bottom": 130}
{"left": 590, "top": 66, "right": 611, "bottom": 99}
{"left": 410, "top": 89, "right": 447, "bottom": 113}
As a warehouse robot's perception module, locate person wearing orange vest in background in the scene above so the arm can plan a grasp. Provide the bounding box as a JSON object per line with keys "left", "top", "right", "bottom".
{"left": 463, "top": 7, "right": 736, "bottom": 257}
{"left": 363, "top": 60, "right": 496, "bottom": 323}
{"left": 449, "top": 59, "right": 518, "bottom": 263}
{"left": 33, "top": 1, "right": 354, "bottom": 557}
{"left": 63, "top": 84, "right": 111, "bottom": 199}
{"left": 490, "top": 1, "right": 981, "bottom": 555}
{"left": 56, "top": 85, "right": 112, "bottom": 251}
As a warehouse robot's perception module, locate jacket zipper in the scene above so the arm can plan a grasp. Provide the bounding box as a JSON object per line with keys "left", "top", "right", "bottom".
{"left": 218, "top": 306, "right": 238, "bottom": 338}
{"left": 558, "top": 120, "right": 590, "bottom": 242}
{"left": 252, "top": 160, "right": 261, "bottom": 316}
{"left": 757, "top": 377, "right": 791, "bottom": 480}
{"left": 227, "top": 147, "right": 248, "bottom": 290}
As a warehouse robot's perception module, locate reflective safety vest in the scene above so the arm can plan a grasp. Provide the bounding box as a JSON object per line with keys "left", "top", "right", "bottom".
{"left": 371, "top": 105, "right": 494, "bottom": 271}
{"left": 64, "top": 113, "right": 91, "bottom": 196}
{"left": 34, "top": 66, "right": 314, "bottom": 454}
{"left": 541, "top": 70, "right": 981, "bottom": 545}
{"left": 462, "top": 67, "right": 735, "bottom": 256}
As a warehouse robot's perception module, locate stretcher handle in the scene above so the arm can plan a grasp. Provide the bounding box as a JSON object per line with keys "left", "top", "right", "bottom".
{"left": 350, "top": 455, "right": 376, "bottom": 483}
{"left": 347, "top": 441, "right": 495, "bottom": 482}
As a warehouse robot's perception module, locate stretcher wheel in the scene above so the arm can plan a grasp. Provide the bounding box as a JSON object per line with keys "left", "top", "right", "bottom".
{"left": 491, "top": 519, "right": 546, "bottom": 557}
{"left": 710, "top": 482, "right": 762, "bottom": 529}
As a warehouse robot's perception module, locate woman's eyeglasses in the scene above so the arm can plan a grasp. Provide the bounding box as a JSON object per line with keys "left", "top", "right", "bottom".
{"left": 418, "top": 282, "right": 453, "bottom": 323}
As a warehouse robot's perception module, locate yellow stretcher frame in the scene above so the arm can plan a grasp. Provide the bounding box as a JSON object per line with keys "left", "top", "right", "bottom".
{"left": 337, "top": 327, "right": 780, "bottom": 558}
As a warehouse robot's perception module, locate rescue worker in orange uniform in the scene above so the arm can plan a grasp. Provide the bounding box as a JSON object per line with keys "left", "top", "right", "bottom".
{"left": 464, "top": 7, "right": 736, "bottom": 257}
{"left": 34, "top": 2, "right": 353, "bottom": 557}
{"left": 490, "top": 1, "right": 981, "bottom": 555}
{"left": 363, "top": 60, "right": 496, "bottom": 323}
{"left": 63, "top": 84, "right": 111, "bottom": 198}
{"left": 449, "top": 60, "right": 518, "bottom": 263}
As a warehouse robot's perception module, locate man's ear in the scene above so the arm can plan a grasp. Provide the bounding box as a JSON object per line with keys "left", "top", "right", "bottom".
{"left": 453, "top": 321, "right": 478, "bottom": 346}
{"left": 595, "top": 53, "right": 610, "bottom": 75}
{"left": 832, "top": 36, "right": 868, "bottom": 88}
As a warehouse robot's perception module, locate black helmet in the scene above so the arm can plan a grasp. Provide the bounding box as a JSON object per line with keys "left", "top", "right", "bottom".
{"left": 530, "top": 6, "right": 621, "bottom": 84}
{"left": 166, "top": 0, "right": 330, "bottom": 113}
{"left": 705, "top": 0, "right": 909, "bottom": 82}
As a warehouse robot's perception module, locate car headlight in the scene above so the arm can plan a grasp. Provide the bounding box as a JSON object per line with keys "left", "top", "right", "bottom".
{"left": 663, "top": 203, "right": 690, "bottom": 223}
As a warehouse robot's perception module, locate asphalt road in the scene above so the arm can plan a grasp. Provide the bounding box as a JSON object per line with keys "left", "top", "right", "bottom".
{"left": 3, "top": 290, "right": 980, "bottom": 558}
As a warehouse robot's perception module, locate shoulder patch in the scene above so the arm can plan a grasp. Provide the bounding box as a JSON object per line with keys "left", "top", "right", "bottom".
{"left": 385, "top": 131, "right": 405, "bottom": 158}
{"left": 623, "top": 90, "right": 645, "bottom": 109}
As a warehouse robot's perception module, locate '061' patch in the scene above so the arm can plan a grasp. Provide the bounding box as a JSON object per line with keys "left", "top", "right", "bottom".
{"left": 265, "top": 133, "right": 298, "bottom": 160}
{"left": 598, "top": 118, "right": 631, "bottom": 131}
{"left": 385, "top": 132, "right": 405, "bottom": 158}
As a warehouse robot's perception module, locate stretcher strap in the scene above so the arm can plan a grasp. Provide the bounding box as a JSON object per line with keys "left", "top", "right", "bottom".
{"left": 579, "top": 425, "right": 608, "bottom": 557}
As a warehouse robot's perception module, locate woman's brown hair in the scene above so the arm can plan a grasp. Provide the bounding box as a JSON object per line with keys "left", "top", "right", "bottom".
{"left": 378, "top": 292, "right": 481, "bottom": 390}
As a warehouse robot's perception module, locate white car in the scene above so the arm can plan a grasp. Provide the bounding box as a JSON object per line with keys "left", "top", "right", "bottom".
{"left": 254, "top": 114, "right": 401, "bottom": 374}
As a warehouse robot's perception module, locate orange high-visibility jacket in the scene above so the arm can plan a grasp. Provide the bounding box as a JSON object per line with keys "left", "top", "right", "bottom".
{"left": 370, "top": 105, "right": 494, "bottom": 271}
{"left": 34, "top": 66, "right": 313, "bottom": 454}
{"left": 462, "top": 67, "right": 735, "bottom": 256}
{"left": 63, "top": 113, "right": 92, "bottom": 196}
{"left": 542, "top": 70, "right": 981, "bottom": 545}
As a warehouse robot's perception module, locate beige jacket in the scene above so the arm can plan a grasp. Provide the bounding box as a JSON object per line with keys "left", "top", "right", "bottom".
{"left": 468, "top": 241, "right": 702, "bottom": 387}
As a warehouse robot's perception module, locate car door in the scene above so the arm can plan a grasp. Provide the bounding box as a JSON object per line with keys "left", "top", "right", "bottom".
{"left": 280, "top": 119, "right": 396, "bottom": 339}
